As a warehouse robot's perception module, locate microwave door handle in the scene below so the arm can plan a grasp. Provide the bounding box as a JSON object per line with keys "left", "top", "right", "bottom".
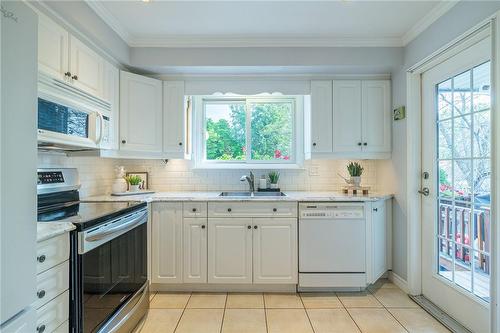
{"left": 85, "top": 211, "right": 147, "bottom": 242}
{"left": 95, "top": 112, "right": 104, "bottom": 145}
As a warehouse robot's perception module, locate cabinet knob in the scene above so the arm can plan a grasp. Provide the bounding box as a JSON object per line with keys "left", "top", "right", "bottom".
{"left": 121, "top": 140, "right": 126, "bottom": 144}
{"left": 201, "top": 225, "right": 206, "bottom": 229}
{"left": 192, "top": 208, "right": 197, "bottom": 212}
{"left": 273, "top": 208, "right": 277, "bottom": 212}
{"left": 37, "top": 255, "right": 46, "bottom": 263}
{"left": 247, "top": 225, "right": 251, "bottom": 229}
{"left": 64, "top": 71, "right": 71, "bottom": 77}
{"left": 37, "top": 290, "right": 46, "bottom": 299}
{"left": 227, "top": 208, "right": 232, "bottom": 212}
{"left": 363, "top": 142, "right": 368, "bottom": 146}
{"left": 71, "top": 75, "right": 78, "bottom": 80}
{"left": 358, "top": 142, "right": 362, "bottom": 146}
{"left": 37, "top": 325, "right": 46, "bottom": 333}
{"left": 312, "top": 142, "right": 317, "bottom": 147}
{"left": 178, "top": 142, "right": 183, "bottom": 146}
{"left": 254, "top": 225, "right": 258, "bottom": 229}
{"left": 373, "top": 208, "right": 378, "bottom": 212}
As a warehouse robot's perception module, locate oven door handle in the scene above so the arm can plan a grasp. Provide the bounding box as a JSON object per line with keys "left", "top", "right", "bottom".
{"left": 85, "top": 211, "right": 147, "bottom": 242}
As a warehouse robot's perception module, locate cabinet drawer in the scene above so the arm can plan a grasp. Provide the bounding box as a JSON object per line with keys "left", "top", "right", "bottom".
{"left": 53, "top": 320, "right": 69, "bottom": 333}
{"left": 36, "top": 290, "right": 69, "bottom": 333}
{"left": 183, "top": 202, "right": 208, "bottom": 217}
{"left": 34, "top": 261, "right": 69, "bottom": 310}
{"left": 208, "top": 202, "right": 297, "bottom": 218}
{"left": 36, "top": 233, "right": 70, "bottom": 274}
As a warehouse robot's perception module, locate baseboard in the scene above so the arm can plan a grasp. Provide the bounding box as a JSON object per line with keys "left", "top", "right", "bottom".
{"left": 388, "top": 271, "right": 410, "bottom": 293}
{"left": 151, "top": 283, "right": 297, "bottom": 293}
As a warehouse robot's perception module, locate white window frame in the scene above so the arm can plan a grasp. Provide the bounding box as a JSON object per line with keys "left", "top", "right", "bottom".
{"left": 192, "top": 95, "right": 304, "bottom": 169}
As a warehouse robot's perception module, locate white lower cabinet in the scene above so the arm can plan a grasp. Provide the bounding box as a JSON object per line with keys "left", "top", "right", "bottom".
{"left": 370, "top": 200, "right": 388, "bottom": 283}
{"left": 253, "top": 218, "right": 298, "bottom": 284}
{"left": 36, "top": 290, "right": 69, "bottom": 333}
{"left": 183, "top": 218, "right": 208, "bottom": 283}
{"left": 152, "top": 203, "right": 183, "bottom": 283}
{"left": 208, "top": 218, "right": 253, "bottom": 284}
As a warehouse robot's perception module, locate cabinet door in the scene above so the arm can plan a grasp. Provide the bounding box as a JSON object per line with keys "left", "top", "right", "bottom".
{"left": 69, "top": 36, "right": 104, "bottom": 97}
{"left": 371, "top": 200, "right": 387, "bottom": 282}
{"left": 183, "top": 218, "right": 207, "bottom": 283}
{"left": 152, "top": 203, "right": 183, "bottom": 283}
{"left": 361, "top": 80, "right": 391, "bottom": 153}
{"left": 38, "top": 13, "right": 69, "bottom": 80}
{"left": 163, "top": 81, "right": 185, "bottom": 155}
{"left": 101, "top": 60, "right": 119, "bottom": 150}
{"left": 310, "top": 80, "right": 333, "bottom": 153}
{"left": 253, "top": 218, "right": 298, "bottom": 284}
{"left": 208, "top": 218, "right": 252, "bottom": 284}
{"left": 120, "top": 71, "right": 163, "bottom": 153}
{"left": 332, "top": 80, "right": 362, "bottom": 152}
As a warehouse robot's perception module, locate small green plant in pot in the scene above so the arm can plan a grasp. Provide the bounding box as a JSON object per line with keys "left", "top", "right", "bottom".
{"left": 268, "top": 171, "right": 280, "bottom": 189}
{"left": 347, "top": 162, "right": 364, "bottom": 187}
{"left": 124, "top": 175, "right": 142, "bottom": 192}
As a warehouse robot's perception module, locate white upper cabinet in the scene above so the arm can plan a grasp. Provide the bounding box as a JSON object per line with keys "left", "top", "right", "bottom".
{"left": 163, "top": 81, "right": 185, "bottom": 156}
{"left": 152, "top": 203, "right": 183, "bottom": 284}
{"left": 361, "top": 80, "right": 391, "bottom": 153}
{"left": 310, "top": 80, "right": 333, "bottom": 153}
{"left": 309, "top": 79, "right": 391, "bottom": 158}
{"left": 38, "top": 13, "right": 69, "bottom": 80}
{"left": 69, "top": 36, "right": 104, "bottom": 98}
{"left": 332, "top": 80, "right": 362, "bottom": 152}
{"left": 252, "top": 218, "right": 297, "bottom": 284}
{"left": 120, "top": 71, "right": 163, "bottom": 153}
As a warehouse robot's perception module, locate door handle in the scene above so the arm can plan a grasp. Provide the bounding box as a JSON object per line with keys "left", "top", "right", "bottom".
{"left": 418, "top": 188, "right": 430, "bottom": 196}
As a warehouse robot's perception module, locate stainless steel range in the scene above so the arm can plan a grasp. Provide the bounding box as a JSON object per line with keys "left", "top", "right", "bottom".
{"left": 37, "top": 168, "right": 149, "bottom": 333}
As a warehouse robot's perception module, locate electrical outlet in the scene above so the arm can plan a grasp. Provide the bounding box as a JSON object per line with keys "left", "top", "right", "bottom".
{"left": 309, "top": 165, "right": 320, "bottom": 176}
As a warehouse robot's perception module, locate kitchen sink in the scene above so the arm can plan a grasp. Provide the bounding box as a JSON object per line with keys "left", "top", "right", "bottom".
{"left": 219, "top": 191, "right": 287, "bottom": 197}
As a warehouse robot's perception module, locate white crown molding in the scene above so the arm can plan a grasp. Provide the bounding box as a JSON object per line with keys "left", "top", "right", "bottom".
{"left": 127, "top": 35, "right": 404, "bottom": 48}
{"left": 401, "top": 0, "right": 459, "bottom": 46}
{"left": 84, "top": 0, "right": 131, "bottom": 44}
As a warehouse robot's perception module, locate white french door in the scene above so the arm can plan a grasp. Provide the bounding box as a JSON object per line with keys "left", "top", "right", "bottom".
{"left": 421, "top": 37, "right": 491, "bottom": 332}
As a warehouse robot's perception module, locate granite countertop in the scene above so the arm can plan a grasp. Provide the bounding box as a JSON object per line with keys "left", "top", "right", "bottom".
{"left": 82, "top": 191, "right": 393, "bottom": 203}
{"left": 37, "top": 222, "right": 76, "bottom": 242}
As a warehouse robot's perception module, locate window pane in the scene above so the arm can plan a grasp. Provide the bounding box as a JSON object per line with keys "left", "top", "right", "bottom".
{"left": 473, "top": 252, "right": 490, "bottom": 301}
{"left": 473, "top": 111, "right": 490, "bottom": 158}
{"left": 437, "top": 79, "right": 452, "bottom": 120}
{"left": 438, "top": 119, "right": 452, "bottom": 159}
{"left": 453, "top": 70, "right": 472, "bottom": 116}
{"left": 473, "top": 62, "right": 491, "bottom": 112}
{"left": 250, "top": 101, "right": 293, "bottom": 161}
{"left": 205, "top": 102, "right": 246, "bottom": 161}
{"left": 438, "top": 239, "right": 453, "bottom": 282}
{"left": 454, "top": 244, "right": 472, "bottom": 292}
{"left": 453, "top": 116, "right": 471, "bottom": 158}
{"left": 439, "top": 160, "right": 453, "bottom": 198}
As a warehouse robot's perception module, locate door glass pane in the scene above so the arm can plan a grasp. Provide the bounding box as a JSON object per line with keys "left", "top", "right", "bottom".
{"left": 435, "top": 61, "right": 491, "bottom": 302}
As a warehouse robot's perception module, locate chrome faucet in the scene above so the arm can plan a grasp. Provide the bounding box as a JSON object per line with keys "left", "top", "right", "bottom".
{"left": 240, "top": 171, "right": 255, "bottom": 193}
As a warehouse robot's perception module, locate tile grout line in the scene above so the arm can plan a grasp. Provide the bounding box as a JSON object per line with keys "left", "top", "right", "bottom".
{"left": 172, "top": 293, "right": 192, "bottom": 333}
{"left": 368, "top": 287, "right": 411, "bottom": 332}
{"left": 219, "top": 293, "right": 228, "bottom": 333}
{"left": 299, "top": 293, "right": 316, "bottom": 333}
{"left": 262, "top": 294, "right": 269, "bottom": 333}
{"left": 336, "top": 292, "right": 364, "bottom": 333}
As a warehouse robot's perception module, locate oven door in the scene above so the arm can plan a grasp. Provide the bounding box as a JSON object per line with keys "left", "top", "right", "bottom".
{"left": 75, "top": 209, "right": 148, "bottom": 333}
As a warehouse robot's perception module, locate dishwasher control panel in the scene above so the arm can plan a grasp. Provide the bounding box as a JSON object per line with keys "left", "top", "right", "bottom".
{"left": 333, "top": 210, "right": 364, "bottom": 219}
{"left": 299, "top": 204, "right": 365, "bottom": 219}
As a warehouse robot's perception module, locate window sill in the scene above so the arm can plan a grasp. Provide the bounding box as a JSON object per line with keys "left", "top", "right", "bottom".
{"left": 192, "top": 163, "right": 305, "bottom": 170}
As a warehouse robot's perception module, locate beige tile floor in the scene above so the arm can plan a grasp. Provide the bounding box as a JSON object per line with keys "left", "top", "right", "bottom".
{"left": 139, "top": 280, "right": 451, "bottom": 333}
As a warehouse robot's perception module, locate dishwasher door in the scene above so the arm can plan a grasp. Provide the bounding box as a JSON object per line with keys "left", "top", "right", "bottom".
{"left": 299, "top": 204, "right": 365, "bottom": 273}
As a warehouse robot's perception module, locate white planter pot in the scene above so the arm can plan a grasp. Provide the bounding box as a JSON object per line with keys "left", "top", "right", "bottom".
{"left": 129, "top": 184, "right": 140, "bottom": 192}
{"left": 270, "top": 183, "right": 279, "bottom": 189}
{"left": 350, "top": 176, "right": 361, "bottom": 187}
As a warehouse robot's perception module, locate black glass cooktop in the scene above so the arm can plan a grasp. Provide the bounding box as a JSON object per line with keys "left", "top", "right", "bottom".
{"left": 37, "top": 201, "right": 147, "bottom": 231}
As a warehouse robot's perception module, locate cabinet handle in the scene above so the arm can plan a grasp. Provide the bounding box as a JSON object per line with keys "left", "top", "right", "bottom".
{"left": 358, "top": 142, "right": 362, "bottom": 146}
{"left": 121, "top": 140, "right": 126, "bottom": 144}
{"left": 37, "top": 325, "right": 46, "bottom": 333}
{"left": 254, "top": 225, "right": 258, "bottom": 229}
{"left": 227, "top": 208, "right": 232, "bottom": 212}
{"left": 373, "top": 208, "right": 378, "bottom": 212}
{"left": 273, "top": 208, "right": 277, "bottom": 212}
{"left": 37, "top": 255, "right": 46, "bottom": 263}
{"left": 312, "top": 142, "right": 317, "bottom": 147}
{"left": 192, "top": 208, "right": 197, "bottom": 212}
{"left": 201, "top": 225, "right": 206, "bottom": 229}
{"left": 71, "top": 75, "right": 78, "bottom": 80}
{"left": 364, "top": 142, "right": 368, "bottom": 146}
{"left": 247, "top": 225, "right": 251, "bottom": 229}
{"left": 37, "top": 290, "right": 46, "bottom": 299}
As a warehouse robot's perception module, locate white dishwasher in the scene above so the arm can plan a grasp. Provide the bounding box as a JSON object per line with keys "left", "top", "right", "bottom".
{"left": 299, "top": 202, "right": 366, "bottom": 291}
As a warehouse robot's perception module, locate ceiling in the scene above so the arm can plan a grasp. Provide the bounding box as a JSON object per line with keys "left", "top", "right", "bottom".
{"left": 87, "top": 1, "right": 458, "bottom": 48}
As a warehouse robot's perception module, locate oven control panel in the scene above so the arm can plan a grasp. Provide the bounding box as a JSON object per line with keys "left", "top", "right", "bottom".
{"left": 38, "top": 171, "right": 65, "bottom": 184}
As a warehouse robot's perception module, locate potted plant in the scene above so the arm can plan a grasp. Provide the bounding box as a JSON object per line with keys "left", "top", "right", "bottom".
{"left": 124, "top": 175, "right": 142, "bottom": 192}
{"left": 268, "top": 171, "right": 280, "bottom": 189}
{"left": 347, "top": 162, "right": 364, "bottom": 187}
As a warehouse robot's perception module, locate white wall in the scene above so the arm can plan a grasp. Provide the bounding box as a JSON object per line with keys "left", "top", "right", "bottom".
{"left": 38, "top": 153, "right": 387, "bottom": 199}
{"left": 388, "top": 1, "right": 500, "bottom": 281}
